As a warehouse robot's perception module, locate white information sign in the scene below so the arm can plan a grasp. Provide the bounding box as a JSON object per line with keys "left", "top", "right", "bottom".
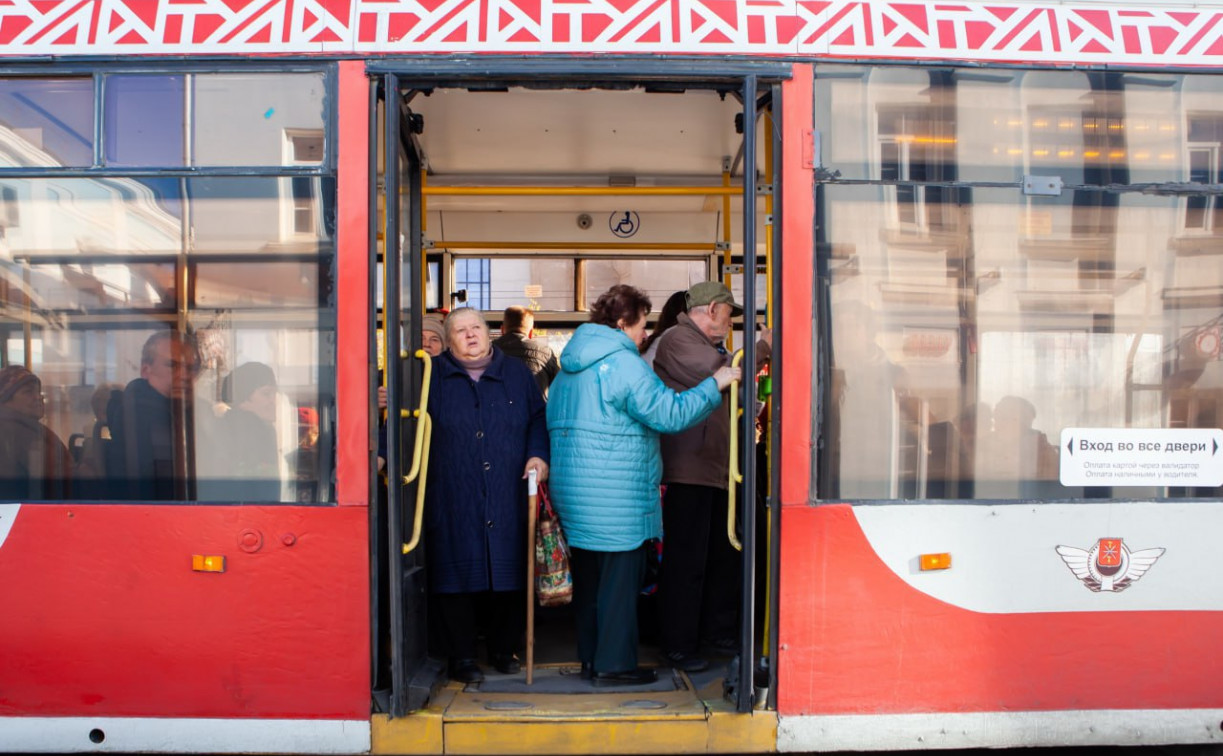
{"left": 1059, "top": 427, "right": 1223, "bottom": 487}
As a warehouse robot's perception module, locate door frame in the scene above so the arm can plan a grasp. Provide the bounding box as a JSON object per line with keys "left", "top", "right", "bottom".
{"left": 371, "top": 59, "right": 789, "bottom": 715}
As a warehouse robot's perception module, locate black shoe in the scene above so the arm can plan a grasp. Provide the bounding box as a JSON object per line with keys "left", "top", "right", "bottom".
{"left": 701, "top": 637, "right": 739, "bottom": 657}
{"left": 449, "top": 658, "right": 484, "bottom": 684}
{"left": 579, "top": 662, "right": 593, "bottom": 680}
{"left": 661, "top": 650, "right": 709, "bottom": 673}
{"left": 591, "top": 668, "right": 657, "bottom": 687}
{"left": 491, "top": 653, "right": 521, "bottom": 674}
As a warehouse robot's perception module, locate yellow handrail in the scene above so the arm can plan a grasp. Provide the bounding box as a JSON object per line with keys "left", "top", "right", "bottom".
{"left": 402, "top": 349, "right": 434, "bottom": 555}
{"left": 402, "top": 349, "right": 433, "bottom": 485}
{"left": 726, "top": 349, "right": 744, "bottom": 552}
{"left": 402, "top": 412, "right": 431, "bottom": 555}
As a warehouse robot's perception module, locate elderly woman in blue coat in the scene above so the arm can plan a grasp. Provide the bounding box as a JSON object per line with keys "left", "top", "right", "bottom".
{"left": 547, "top": 285, "right": 740, "bottom": 686}
{"left": 427, "top": 307, "right": 549, "bottom": 684}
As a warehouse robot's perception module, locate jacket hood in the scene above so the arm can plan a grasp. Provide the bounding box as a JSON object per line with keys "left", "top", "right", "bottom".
{"left": 559, "top": 323, "right": 637, "bottom": 373}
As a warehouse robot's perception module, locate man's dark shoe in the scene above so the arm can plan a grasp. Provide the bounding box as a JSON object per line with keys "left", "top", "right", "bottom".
{"left": 662, "top": 650, "right": 709, "bottom": 673}
{"left": 701, "top": 637, "right": 739, "bottom": 657}
{"left": 591, "top": 667, "right": 657, "bottom": 687}
{"left": 491, "top": 653, "right": 521, "bottom": 674}
{"left": 579, "top": 662, "right": 594, "bottom": 680}
{"left": 449, "top": 658, "right": 484, "bottom": 684}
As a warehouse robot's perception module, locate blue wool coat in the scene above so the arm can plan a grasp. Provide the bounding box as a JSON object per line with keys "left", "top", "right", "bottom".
{"left": 425, "top": 347, "right": 549, "bottom": 593}
{"left": 546, "top": 323, "right": 722, "bottom": 552}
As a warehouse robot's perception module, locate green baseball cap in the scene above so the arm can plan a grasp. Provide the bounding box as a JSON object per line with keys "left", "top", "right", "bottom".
{"left": 685, "top": 281, "right": 743, "bottom": 316}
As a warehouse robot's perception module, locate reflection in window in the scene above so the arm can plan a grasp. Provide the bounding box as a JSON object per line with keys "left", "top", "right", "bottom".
{"left": 815, "top": 65, "right": 1223, "bottom": 501}
{"left": 1185, "top": 117, "right": 1223, "bottom": 233}
{"left": 0, "top": 78, "right": 93, "bottom": 168}
{"left": 104, "top": 75, "right": 185, "bottom": 167}
{"left": 0, "top": 175, "right": 335, "bottom": 504}
{"left": 193, "top": 74, "right": 326, "bottom": 167}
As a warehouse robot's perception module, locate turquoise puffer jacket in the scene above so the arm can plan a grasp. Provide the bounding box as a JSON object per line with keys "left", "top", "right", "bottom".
{"left": 546, "top": 322, "right": 722, "bottom": 552}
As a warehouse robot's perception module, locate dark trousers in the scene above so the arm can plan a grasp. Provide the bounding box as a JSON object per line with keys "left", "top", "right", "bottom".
{"left": 435, "top": 590, "right": 524, "bottom": 661}
{"left": 659, "top": 482, "right": 741, "bottom": 655}
{"left": 571, "top": 544, "right": 647, "bottom": 674}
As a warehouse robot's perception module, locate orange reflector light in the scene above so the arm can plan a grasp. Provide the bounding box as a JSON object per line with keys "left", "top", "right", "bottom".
{"left": 919, "top": 553, "right": 952, "bottom": 571}
{"left": 192, "top": 555, "right": 227, "bottom": 573}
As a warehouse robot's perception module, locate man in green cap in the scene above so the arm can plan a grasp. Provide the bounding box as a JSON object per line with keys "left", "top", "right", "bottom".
{"left": 652, "top": 280, "right": 771, "bottom": 673}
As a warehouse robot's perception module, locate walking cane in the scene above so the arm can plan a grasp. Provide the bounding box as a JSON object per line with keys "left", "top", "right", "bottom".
{"left": 526, "top": 467, "right": 538, "bottom": 685}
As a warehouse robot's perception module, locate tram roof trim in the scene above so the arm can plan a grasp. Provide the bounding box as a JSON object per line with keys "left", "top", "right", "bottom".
{"left": 1, "top": 1, "right": 1223, "bottom": 69}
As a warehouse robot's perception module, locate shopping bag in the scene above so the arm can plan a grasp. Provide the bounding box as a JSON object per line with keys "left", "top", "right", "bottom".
{"left": 534, "top": 483, "right": 572, "bottom": 606}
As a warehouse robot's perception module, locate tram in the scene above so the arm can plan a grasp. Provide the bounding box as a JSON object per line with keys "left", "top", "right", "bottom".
{"left": 3, "top": 1, "right": 1223, "bottom": 754}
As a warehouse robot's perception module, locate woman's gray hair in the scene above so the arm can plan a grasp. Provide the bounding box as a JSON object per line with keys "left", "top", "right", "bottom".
{"left": 443, "top": 307, "right": 489, "bottom": 342}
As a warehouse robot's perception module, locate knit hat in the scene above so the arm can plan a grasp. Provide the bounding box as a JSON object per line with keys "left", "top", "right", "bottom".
{"left": 0, "top": 365, "right": 39, "bottom": 405}
{"left": 422, "top": 314, "right": 446, "bottom": 343}
{"left": 222, "top": 362, "right": 277, "bottom": 404}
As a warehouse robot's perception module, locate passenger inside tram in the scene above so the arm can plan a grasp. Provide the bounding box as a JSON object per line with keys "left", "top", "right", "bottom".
{"left": 215, "top": 361, "right": 281, "bottom": 501}
{"left": 105, "top": 331, "right": 208, "bottom": 501}
{"left": 0, "top": 365, "right": 73, "bottom": 500}
{"left": 425, "top": 307, "right": 549, "bottom": 685}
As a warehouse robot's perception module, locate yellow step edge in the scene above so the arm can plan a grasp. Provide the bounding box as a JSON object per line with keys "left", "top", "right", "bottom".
{"left": 371, "top": 681, "right": 777, "bottom": 755}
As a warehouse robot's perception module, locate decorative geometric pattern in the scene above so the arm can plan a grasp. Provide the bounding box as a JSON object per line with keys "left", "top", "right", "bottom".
{"left": 0, "top": 0, "right": 1220, "bottom": 65}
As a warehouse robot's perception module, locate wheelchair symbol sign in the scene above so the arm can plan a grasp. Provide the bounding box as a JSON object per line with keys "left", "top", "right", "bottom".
{"left": 610, "top": 211, "right": 640, "bottom": 238}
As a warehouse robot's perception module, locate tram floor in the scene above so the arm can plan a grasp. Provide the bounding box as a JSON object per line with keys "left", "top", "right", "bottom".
{"left": 466, "top": 596, "right": 740, "bottom": 694}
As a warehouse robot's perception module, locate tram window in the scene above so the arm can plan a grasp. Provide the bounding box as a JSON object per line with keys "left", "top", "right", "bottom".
{"left": 0, "top": 78, "right": 93, "bottom": 168}
{"left": 104, "top": 75, "right": 186, "bottom": 167}
{"left": 192, "top": 73, "right": 326, "bottom": 167}
{"left": 188, "top": 176, "right": 333, "bottom": 253}
{"left": 448, "top": 258, "right": 576, "bottom": 312}
{"left": 816, "top": 181, "right": 1223, "bottom": 501}
{"left": 0, "top": 174, "right": 335, "bottom": 504}
{"left": 584, "top": 259, "right": 706, "bottom": 307}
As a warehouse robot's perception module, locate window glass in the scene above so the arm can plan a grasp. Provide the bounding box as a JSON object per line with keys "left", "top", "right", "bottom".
{"left": 0, "top": 177, "right": 334, "bottom": 504}
{"left": 104, "top": 75, "right": 185, "bottom": 167}
{"left": 815, "top": 67, "right": 1214, "bottom": 186}
{"left": 192, "top": 73, "right": 326, "bottom": 167}
{"left": 189, "top": 176, "right": 334, "bottom": 253}
{"left": 817, "top": 181, "right": 1223, "bottom": 501}
{"left": 0, "top": 78, "right": 93, "bottom": 168}
{"left": 815, "top": 65, "right": 1223, "bottom": 502}
{"left": 584, "top": 259, "right": 706, "bottom": 306}
{"left": 451, "top": 257, "right": 576, "bottom": 311}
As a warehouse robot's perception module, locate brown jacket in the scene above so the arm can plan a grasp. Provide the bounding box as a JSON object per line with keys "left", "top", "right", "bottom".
{"left": 654, "top": 313, "right": 770, "bottom": 490}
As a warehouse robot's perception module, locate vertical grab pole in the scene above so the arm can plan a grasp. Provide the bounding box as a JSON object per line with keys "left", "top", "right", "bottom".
{"left": 737, "top": 73, "right": 760, "bottom": 714}
{"left": 526, "top": 469, "right": 539, "bottom": 685}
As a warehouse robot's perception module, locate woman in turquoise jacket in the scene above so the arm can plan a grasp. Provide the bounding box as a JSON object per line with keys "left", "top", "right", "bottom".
{"left": 547, "top": 284, "right": 740, "bottom": 686}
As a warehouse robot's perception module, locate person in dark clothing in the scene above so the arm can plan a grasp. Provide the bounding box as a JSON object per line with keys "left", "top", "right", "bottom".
{"left": 653, "top": 281, "right": 772, "bottom": 673}
{"left": 427, "top": 307, "right": 550, "bottom": 684}
{"left": 492, "top": 305, "right": 560, "bottom": 399}
{"left": 217, "top": 361, "right": 281, "bottom": 501}
{"left": 106, "top": 331, "right": 202, "bottom": 501}
{"left": 0, "top": 365, "right": 72, "bottom": 500}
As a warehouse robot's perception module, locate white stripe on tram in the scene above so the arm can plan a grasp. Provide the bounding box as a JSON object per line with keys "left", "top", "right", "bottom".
{"left": 0, "top": 504, "right": 18, "bottom": 552}
{"left": 779, "top": 709, "right": 1223, "bottom": 752}
{"left": 0, "top": 717, "right": 370, "bottom": 754}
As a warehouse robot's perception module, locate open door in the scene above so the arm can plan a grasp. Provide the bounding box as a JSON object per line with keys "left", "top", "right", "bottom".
{"left": 368, "top": 66, "right": 783, "bottom": 735}
{"left": 380, "top": 74, "right": 439, "bottom": 717}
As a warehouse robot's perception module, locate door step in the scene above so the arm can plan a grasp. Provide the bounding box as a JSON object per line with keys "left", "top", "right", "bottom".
{"left": 372, "top": 664, "right": 776, "bottom": 754}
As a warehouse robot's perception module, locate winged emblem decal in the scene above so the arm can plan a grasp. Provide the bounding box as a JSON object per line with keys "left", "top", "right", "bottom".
{"left": 1055, "top": 538, "right": 1164, "bottom": 592}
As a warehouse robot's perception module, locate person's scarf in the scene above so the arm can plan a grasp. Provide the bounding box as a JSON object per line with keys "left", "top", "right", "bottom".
{"left": 457, "top": 349, "right": 494, "bottom": 382}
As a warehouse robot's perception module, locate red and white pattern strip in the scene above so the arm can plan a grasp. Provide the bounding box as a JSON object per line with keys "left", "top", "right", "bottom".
{"left": 0, "top": 0, "right": 1220, "bottom": 64}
